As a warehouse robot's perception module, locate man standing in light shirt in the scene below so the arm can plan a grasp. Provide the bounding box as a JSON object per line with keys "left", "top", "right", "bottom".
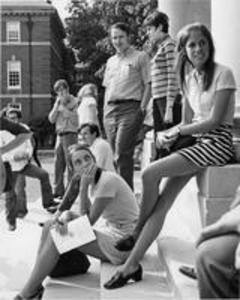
{"left": 103, "top": 22, "right": 151, "bottom": 189}
{"left": 79, "top": 123, "right": 115, "bottom": 172}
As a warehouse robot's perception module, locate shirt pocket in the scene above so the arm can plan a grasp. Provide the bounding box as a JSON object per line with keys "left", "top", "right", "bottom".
{"left": 120, "top": 63, "right": 138, "bottom": 82}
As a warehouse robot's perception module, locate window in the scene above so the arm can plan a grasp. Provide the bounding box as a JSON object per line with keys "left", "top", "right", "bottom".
{"left": 7, "top": 21, "right": 20, "bottom": 42}
{"left": 7, "top": 60, "right": 21, "bottom": 89}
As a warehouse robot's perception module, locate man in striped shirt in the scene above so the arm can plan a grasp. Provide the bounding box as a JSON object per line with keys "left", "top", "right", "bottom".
{"left": 144, "top": 11, "right": 180, "bottom": 140}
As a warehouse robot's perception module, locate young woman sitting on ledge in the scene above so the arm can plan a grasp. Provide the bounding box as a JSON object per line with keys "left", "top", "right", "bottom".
{"left": 104, "top": 22, "right": 236, "bottom": 289}
{"left": 14, "top": 144, "right": 139, "bottom": 299}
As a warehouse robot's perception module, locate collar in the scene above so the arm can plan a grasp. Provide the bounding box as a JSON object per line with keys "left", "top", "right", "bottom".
{"left": 155, "top": 33, "right": 170, "bottom": 47}
{"left": 116, "top": 46, "right": 134, "bottom": 58}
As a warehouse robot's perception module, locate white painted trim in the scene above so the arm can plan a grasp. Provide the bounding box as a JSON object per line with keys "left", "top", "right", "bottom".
{"left": 0, "top": 94, "right": 52, "bottom": 98}
{"left": 6, "top": 21, "right": 21, "bottom": 43}
{"left": 7, "top": 60, "right": 21, "bottom": 90}
{"left": 0, "top": 41, "right": 51, "bottom": 46}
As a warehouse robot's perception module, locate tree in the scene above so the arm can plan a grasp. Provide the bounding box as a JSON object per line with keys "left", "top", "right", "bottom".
{"left": 65, "top": 0, "right": 158, "bottom": 82}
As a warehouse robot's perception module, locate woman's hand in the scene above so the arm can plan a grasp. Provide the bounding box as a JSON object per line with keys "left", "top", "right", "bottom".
{"left": 81, "top": 164, "right": 97, "bottom": 187}
{"left": 196, "top": 205, "right": 240, "bottom": 246}
{"left": 156, "top": 129, "right": 178, "bottom": 150}
{"left": 55, "top": 218, "right": 69, "bottom": 236}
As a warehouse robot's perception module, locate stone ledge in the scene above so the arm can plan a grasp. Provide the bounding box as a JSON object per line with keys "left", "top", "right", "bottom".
{"left": 196, "top": 164, "right": 240, "bottom": 198}
{"left": 198, "top": 194, "right": 233, "bottom": 226}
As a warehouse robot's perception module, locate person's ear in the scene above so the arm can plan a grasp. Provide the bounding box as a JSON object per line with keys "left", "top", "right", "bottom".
{"left": 157, "top": 24, "right": 163, "bottom": 33}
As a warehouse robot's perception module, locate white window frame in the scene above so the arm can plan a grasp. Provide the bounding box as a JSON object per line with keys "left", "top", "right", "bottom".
{"left": 6, "top": 21, "right": 21, "bottom": 43}
{"left": 7, "top": 60, "right": 21, "bottom": 90}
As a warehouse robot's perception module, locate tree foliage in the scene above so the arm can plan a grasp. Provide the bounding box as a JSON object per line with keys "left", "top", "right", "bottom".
{"left": 65, "top": 0, "right": 158, "bottom": 82}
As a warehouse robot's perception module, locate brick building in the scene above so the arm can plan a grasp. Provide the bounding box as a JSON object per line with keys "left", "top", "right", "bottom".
{"left": 0, "top": 0, "right": 75, "bottom": 124}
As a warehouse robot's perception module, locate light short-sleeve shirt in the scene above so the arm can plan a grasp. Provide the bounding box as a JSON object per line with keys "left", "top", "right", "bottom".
{"left": 185, "top": 63, "right": 236, "bottom": 125}
{"left": 77, "top": 96, "right": 99, "bottom": 127}
{"left": 90, "top": 137, "right": 115, "bottom": 172}
{"left": 89, "top": 171, "right": 139, "bottom": 228}
{"left": 103, "top": 47, "right": 151, "bottom": 103}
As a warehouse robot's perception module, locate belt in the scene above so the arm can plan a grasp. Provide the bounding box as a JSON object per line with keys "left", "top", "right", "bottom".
{"left": 58, "top": 131, "right": 76, "bottom": 137}
{"left": 108, "top": 99, "right": 139, "bottom": 105}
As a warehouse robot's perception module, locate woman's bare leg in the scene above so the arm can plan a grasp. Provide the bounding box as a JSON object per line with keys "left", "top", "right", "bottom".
{"left": 133, "top": 153, "right": 200, "bottom": 237}
{"left": 120, "top": 174, "right": 194, "bottom": 276}
{"left": 20, "top": 212, "right": 109, "bottom": 297}
{"left": 20, "top": 233, "right": 60, "bottom": 297}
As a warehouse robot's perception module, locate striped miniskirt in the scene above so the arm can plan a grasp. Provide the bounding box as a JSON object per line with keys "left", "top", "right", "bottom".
{"left": 177, "top": 125, "right": 234, "bottom": 168}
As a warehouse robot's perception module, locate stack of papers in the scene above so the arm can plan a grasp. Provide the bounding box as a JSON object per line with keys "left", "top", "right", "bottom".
{"left": 51, "top": 215, "right": 96, "bottom": 254}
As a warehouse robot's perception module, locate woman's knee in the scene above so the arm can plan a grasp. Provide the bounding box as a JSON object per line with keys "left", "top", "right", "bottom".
{"left": 60, "top": 210, "right": 77, "bottom": 222}
{"left": 142, "top": 165, "right": 158, "bottom": 185}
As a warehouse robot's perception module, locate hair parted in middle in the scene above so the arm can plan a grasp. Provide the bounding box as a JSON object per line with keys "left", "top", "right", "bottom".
{"left": 110, "top": 22, "right": 131, "bottom": 36}
{"left": 175, "top": 22, "right": 215, "bottom": 92}
{"left": 68, "top": 143, "right": 96, "bottom": 172}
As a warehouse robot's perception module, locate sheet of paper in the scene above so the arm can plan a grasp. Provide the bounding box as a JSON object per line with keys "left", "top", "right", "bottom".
{"left": 51, "top": 215, "right": 96, "bottom": 254}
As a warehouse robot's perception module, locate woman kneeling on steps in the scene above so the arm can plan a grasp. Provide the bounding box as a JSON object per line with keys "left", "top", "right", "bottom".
{"left": 14, "top": 144, "right": 139, "bottom": 299}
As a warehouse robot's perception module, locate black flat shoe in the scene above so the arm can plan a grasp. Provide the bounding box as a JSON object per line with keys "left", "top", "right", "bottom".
{"left": 14, "top": 285, "right": 44, "bottom": 299}
{"left": 115, "top": 235, "right": 135, "bottom": 251}
{"left": 104, "top": 265, "right": 142, "bottom": 289}
{"left": 179, "top": 265, "right": 197, "bottom": 280}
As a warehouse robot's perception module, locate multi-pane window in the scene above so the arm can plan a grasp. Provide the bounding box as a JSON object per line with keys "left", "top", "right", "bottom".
{"left": 7, "top": 60, "right": 21, "bottom": 89}
{"left": 6, "top": 21, "right": 20, "bottom": 42}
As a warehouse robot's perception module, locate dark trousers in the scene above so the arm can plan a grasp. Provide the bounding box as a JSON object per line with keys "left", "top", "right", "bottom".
{"left": 5, "top": 163, "right": 54, "bottom": 223}
{"left": 153, "top": 95, "right": 182, "bottom": 160}
{"left": 104, "top": 101, "right": 144, "bottom": 189}
{"left": 3, "top": 162, "right": 17, "bottom": 225}
{"left": 196, "top": 233, "right": 239, "bottom": 299}
{"left": 53, "top": 133, "right": 78, "bottom": 197}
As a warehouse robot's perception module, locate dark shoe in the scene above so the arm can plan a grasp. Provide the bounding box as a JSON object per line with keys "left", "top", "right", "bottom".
{"left": 17, "top": 211, "right": 28, "bottom": 219}
{"left": 8, "top": 220, "right": 16, "bottom": 231}
{"left": 53, "top": 193, "right": 63, "bottom": 199}
{"left": 14, "top": 285, "right": 44, "bottom": 299}
{"left": 45, "top": 205, "right": 58, "bottom": 214}
{"left": 104, "top": 265, "right": 142, "bottom": 289}
{"left": 45, "top": 200, "right": 59, "bottom": 214}
{"left": 179, "top": 265, "right": 197, "bottom": 280}
{"left": 115, "top": 235, "right": 135, "bottom": 251}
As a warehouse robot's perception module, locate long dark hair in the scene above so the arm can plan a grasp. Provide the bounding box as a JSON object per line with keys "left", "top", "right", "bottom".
{"left": 175, "top": 23, "right": 215, "bottom": 92}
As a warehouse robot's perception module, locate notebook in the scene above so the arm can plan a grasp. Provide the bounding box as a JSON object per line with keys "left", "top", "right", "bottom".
{"left": 51, "top": 215, "right": 96, "bottom": 254}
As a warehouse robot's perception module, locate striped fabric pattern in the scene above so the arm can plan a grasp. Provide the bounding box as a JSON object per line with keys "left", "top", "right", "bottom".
{"left": 151, "top": 35, "right": 178, "bottom": 106}
{"left": 177, "top": 125, "right": 234, "bottom": 168}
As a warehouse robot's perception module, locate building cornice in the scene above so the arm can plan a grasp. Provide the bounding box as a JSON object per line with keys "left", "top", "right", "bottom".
{"left": 0, "top": 94, "right": 52, "bottom": 98}
{"left": 2, "top": 11, "right": 54, "bottom": 17}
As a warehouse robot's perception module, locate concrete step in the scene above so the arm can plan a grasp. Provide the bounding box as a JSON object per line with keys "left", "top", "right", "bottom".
{"left": 42, "top": 257, "right": 100, "bottom": 300}
{"left": 100, "top": 242, "right": 175, "bottom": 300}
{"left": 157, "top": 237, "right": 199, "bottom": 300}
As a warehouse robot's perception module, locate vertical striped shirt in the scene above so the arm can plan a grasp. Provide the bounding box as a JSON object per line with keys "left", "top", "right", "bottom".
{"left": 151, "top": 35, "right": 178, "bottom": 107}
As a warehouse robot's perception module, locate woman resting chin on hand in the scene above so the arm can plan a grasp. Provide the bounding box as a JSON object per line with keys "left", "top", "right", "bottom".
{"left": 14, "top": 144, "right": 139, "bottom": 299}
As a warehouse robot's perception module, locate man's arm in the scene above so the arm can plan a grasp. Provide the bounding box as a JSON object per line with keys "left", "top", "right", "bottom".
{"left": 0, "top": 117, "right": 32, "bottom": 154}
{"left": 48, "top": 97, "right": 61, "bottom": 124}
{"left": 140, "top": 82, "right": 151, "bottom": 113}
{"left": 197, "top": 205, "right": 240, "bottom": 246}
